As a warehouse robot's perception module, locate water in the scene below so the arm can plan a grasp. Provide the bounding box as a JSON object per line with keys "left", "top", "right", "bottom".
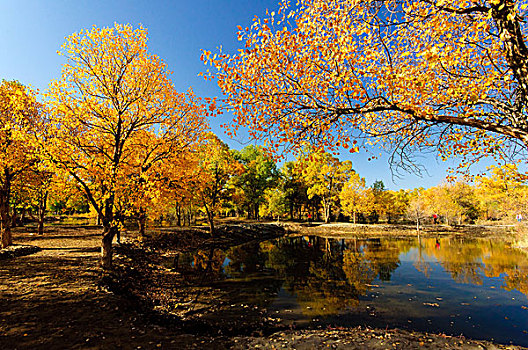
{"left": 175, "top": 236, "right": 528, "bottom": 346}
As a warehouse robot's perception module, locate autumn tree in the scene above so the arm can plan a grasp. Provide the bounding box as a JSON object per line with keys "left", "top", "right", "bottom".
{"left": 260, "top": 187, "right": 287, "bottom": 221}
{"left": 296, "top": 147, "right": 353, "bottom": 223}
{"left": 475, "top": 164, "right": 528, "bottom": 220}
{"left": 14, "top": 169, "right": 55, "bottom": 235}
{"left": 387, "top": 189, "right": 411, "bottom": 223}
{"left": 281, "top": 161, "right": 309, "bottom": 220}
{"left": 339, "top": 170, "right": 368, "bottom": 224}
{"left": 424, "top": 182, "right": 479, "bottom": 225}
{"left": 194, "top": 133, "right": 242, "bottom": 234}
{"left": 46, "top": 24, "right": 209, "bottom": 270}
{"left": 369, "top": 180, "right": 392, "bottom": 223}
{"left": 407, "top": 188, "right": 428, "bottom": 233}
{"left": 206, "top": 0, "right": 528, "bottom": 175}
{"left": 0, "top": 81, "right": 42, "bottom": 248}
{"left": 47, "top": 172, "right": 90, "bottom": 217}
{"left": 232, "top": 145, "right": 279, "bottom": 219}
{"left": 448, "top": 181, "right": 480, "bottom": 224}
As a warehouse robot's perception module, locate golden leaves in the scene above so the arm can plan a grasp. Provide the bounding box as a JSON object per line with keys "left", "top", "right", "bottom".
{"left": 0, "top": 81, "right": 43, "bottom": 183}
{"left": 46, "top": 23, "right": 210, "bottom": 219}
{"left": 203, "top": 0, "right": 519, "bottom": 175}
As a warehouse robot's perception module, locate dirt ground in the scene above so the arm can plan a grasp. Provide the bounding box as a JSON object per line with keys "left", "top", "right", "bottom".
{"left": 0, "top": 226, "right": 229, "bottom": 349}
{"left": 1, "top": 224, "right": 526, "bottom": 349}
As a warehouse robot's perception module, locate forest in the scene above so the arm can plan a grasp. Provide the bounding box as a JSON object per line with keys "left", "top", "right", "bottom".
{"left": 2, "top": 0, "right": 528, "bottom": 349}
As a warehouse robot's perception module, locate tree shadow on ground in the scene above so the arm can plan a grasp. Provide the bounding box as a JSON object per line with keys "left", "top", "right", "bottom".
{"left": 0, "top": 229, "right": 231, "bottom": 349}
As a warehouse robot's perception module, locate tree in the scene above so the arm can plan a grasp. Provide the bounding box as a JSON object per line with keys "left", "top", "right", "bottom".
{"left": 0, "top": 81, "right": 42, "bottom": 248}
{"left": 407, "top": 188, "right": 428, "bottom": 233}
{"left": 475, "top": 164, "right": 527, "bottom": 220}
{"left": 369, "top": 180, "right": 392, "bottom": 223}
{"left": 388, "top": 189, "right": 411, "bottom": 223}
{"left": 17, "top": 169, "right": 54, "bottom": 235}
{"left": 281, "top": 161, "right": 309, "bottom": 220}
{"left": 46, "top": 24, "right": 209, "bottom": 269}
{"left": 206, "top": 0, "right": 528, "bottom": 174}
{"left": 232, "top": 145, "right": 279, "bottom": 219}
{"left": 194, "top": 133, "right": 242, "bottom": 234}
{"left": 449, "top": 181, "right": 480, "bottom": 224}
{"left": 296, "top": 147, "right": 353, "bottom": 223}
{"left": 260, "top": 187, "right": 287, "bottom": 221}
{"left": 424, "top": 181, "right": 479, "bottom": 225}
{"left": 339, "top": 171, "right": 368, "bottom": 224}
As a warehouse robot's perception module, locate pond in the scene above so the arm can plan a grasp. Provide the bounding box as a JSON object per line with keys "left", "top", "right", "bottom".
{"left": 175, "top": 235, "right": 528, "bottom": 346}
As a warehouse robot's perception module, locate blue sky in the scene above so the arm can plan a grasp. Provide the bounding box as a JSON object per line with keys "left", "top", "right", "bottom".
{"left": 0, "top": 0, "right": 469, "bottom": 190}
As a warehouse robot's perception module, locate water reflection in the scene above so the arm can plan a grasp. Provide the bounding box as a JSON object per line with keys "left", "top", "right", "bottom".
{"left": 174, "top": 235, "right": 528, "bottom": 346}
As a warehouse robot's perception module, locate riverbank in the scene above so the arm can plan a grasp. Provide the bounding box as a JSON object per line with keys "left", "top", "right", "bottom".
{"left": 233, "top": 328, "right": 525, "bottom": 349}
{"left": 1, "top": 224, "right": 526, "bottom": 349}
{"left": 287, "top": 221, "right": 522, "bottom": 238}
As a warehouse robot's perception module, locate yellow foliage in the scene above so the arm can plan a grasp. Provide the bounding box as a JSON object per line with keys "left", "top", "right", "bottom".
{"left": 206, "top": 0, "right": 528, "bottom": 175}
{"left": 46, "top": 24, "right": 210, "bottom": 242}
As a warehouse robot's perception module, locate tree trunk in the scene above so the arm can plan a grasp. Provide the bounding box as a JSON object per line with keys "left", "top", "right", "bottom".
{"left": 208, "top": 212, "right": 215, "bottom": 235}
{"left": 416, "top": 212, "right": 420, "bottom": 234}
{"left": 323, "top": 199, "right": 331, "bottom": 223}
{"left": 38, "top": 190, "right": 48, "bottom": 235}
{"left": 11, "top": 207, "right": 18, "bottom": 228}
{"left": 138, "top": 208, "right": 147, "bottom": 236}
{"left": 0, "top": 196, "right": 12, "bottom": 248}
{"left": 0, "top": 225, "right": 11, "bottom": 248}
{"left": 101, "top": 225, "right": 117, "bottom": 270}
{"left": 246, "top": 204, "right": 252, "bottom": 219}
{"left": 21, "top": 208, "right": 27, "bottom": 226}
{"left": 204, "top": 204, "right": 215, "bottom": 235}
{"left": 353, "top": 211, "right": 357, "bottom": 224}
{"left": 0, "top": 173, "right": 12, "bottom": 248}
{"left": 100, "top": 192, "right": 117, "bottom": 270}
{"left": 176, "top": 204, "right": 182, "bottom": 227}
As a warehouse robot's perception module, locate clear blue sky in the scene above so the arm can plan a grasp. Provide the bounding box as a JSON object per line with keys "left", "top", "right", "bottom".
{"left": 0, "top": 0, "right": 474, "bottom": 190}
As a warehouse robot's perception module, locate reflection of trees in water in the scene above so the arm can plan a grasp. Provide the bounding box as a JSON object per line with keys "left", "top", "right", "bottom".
{"left": 342, "top": 251, "right": 376, "bottom": 293}
{"left": 225, "top": 241, "right": 266, "bottom": 276}
{"left": 266, "top": 237, "right": 360, "bottom": 315}
{"left": 193, "top": 249, "right": 227, "bottom": 278}
{"left": 265, "top": 236, "right": 405, "bottom": 316}
{"left": 361, "top": 239, "right": 408, "bottom": 281}
{"left": 433, "top": 239, "right": 484, "bottom": 285}
{"left": 177, "top": 235, "right": 528, "bottom": 314}
{"left": 414, "top": 238, "right": 528, "bottom": 299}
{"left": 414, "top": 237, "right": 432, "bottom": 278}
{"left": 225, "top": 242, "right": 283, "bottom": 306}
{"left": 482, "top": 244, "right": 528, "bottom": 298}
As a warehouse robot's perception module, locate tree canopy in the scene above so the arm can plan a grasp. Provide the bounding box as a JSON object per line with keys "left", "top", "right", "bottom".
{"left": 205, "top": 0, "right": 528, "bottom": 174}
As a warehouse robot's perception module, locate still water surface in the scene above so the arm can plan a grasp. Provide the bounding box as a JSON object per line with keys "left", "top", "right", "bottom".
{"left": 177, "top": 236, "right": 528, "bottom": 346}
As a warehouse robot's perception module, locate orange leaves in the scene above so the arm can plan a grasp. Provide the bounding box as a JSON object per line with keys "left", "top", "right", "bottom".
{"left": 0, "top": 80, "right": 45, "bottom": 244}
{"left": 0, "top": 81, "right": 43, "bottom": 178}
{"left": 46, "top": 23, "right": 210, "bottom": 222}
{"left": 202, "top": 0, "right": 523, "bottom": 175}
